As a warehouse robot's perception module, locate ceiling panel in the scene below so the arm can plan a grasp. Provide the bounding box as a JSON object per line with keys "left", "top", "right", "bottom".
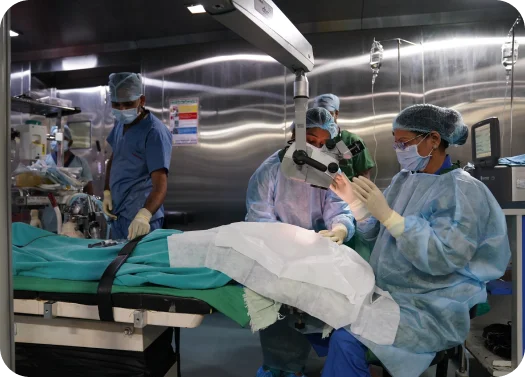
{"left": 363, "top": 0, "right": 516, "bottom": 18}
{"left": 9, "top": 0, "right": 519, "bottom": 55}
{"left": 10, "top": 0, "right": 226, "bottom": 52}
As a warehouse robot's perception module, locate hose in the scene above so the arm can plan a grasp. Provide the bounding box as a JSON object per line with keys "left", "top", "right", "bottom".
{"left": 371, "top": 80, "right": 379, "bottom": 183}
{"left": 47, "top": 193, "right": 62, "bottom": 234}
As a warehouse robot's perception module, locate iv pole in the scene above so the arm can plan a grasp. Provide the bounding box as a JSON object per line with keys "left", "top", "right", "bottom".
{"left": 376, "top": 38, "right": 420, "bottom": 111}
{"left": 508, "top": 16, "right": 521, "bottom": 156}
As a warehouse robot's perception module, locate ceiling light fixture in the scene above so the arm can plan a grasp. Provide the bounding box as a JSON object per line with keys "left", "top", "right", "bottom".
{"left": 187, "top": 4, "right": 206, "bottom": 14}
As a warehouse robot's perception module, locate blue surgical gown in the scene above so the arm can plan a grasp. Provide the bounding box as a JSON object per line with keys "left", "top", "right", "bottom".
{"left": 107, "top": 112, "right": 172, "bottom": 223}
{"left": 246, "top": 151, "right": 355, "bottom": 242}
{"left": 44, "top": 152, "right": 93, "bottom": 182}
{"left": 352, "top": 168, "right": 510, "bottom": 377}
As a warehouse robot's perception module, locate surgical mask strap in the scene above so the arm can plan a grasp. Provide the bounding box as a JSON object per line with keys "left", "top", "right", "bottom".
{"left": 416, "top": 134, "right": 433, "bottom": 158}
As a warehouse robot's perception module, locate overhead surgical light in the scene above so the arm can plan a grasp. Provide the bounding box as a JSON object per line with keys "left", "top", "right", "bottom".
{"left": 187, "top": 4, "right": 206, "bottom": 14}
{"left": 10, "top": 30, "right": 19, "bottom": 37}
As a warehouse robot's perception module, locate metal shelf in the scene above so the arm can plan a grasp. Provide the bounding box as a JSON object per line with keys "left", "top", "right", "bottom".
{"left": 11, "top": 97, "right": 81, "bottom": 118}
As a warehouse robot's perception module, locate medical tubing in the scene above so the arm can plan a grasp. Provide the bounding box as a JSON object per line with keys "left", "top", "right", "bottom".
{"left": 501, "top": 80, "right": 509, "bottom": 148}
{"left": 47, "top": 193, "right": 62, "bottom": 234}
{"left": 371, "top": 81, "right": 379, "bottom": 183}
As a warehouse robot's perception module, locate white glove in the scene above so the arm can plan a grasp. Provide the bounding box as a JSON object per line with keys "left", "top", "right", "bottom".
{"left": 330, "top": 174, "right": 371, "bottom": 221}
{"left": 128, "top": 208, "right": 152, "bottom": 240}
{"left": 30, "top": 210, "right": 42, "bottom": 229}
{"left": 319, "top": 224, "right": 348, "bottom": 245}
{"left": 103, "top": 190, "right": 117, "bottom": 220}
{"left": 351, "top": 177, "right": 405, "bottom": 237}
{"left": 30, "top": 219, "right": 42, "bottom": 229}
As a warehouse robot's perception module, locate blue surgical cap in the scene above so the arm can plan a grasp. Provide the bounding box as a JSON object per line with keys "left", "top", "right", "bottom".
{"left": 51, "top": 125, "right": 72, "bottom": 141}
{"left": 313, "top": 93, "right": 340, "bottom": 113}
{"left": 292, "top": 107, "right": 339, "bottom": 139}
{"left": 393, "top": 104, "right": 469, "bottom": 146}
{"left": 108, "top": 72, "right": 143, "bottom": 103}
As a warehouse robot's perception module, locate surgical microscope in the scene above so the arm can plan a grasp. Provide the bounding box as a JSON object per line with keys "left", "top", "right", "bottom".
{"left": 202, "top": 0, "right": 364, "bottom": 189}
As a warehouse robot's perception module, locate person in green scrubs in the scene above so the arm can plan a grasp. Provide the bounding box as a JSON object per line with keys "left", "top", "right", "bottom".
{"left": 313, "top": 94, "right": 375, "bottom": 179}
{"left": 313, "top": 94, "right": 376, "bottom": 261}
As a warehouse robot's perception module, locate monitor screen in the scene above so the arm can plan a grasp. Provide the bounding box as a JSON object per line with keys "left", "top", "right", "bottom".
{"left": 474, "top": 123, "right": 492, "bottom": 159}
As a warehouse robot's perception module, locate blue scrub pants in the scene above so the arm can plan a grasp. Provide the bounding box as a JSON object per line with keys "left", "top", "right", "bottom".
{"left": 111, "top": 216, "right": 164, "bottom": 240}
{"left": 321, "top": 329, "right": 370, "bottom": 377}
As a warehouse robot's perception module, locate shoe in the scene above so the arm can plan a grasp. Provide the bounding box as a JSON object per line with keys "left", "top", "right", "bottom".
{"left": 256, "top": 366, "right": 280, "bottom": 377}
{"left": 483, "top": 322, "right": 511, "bottom": 359}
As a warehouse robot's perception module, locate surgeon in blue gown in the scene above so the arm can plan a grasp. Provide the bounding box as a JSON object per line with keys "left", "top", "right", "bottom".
{"left": 103, "top": 72, "right": 173, "bottom": 240}
{"left": 246, "top": 107, "right": 356, "bottom": 377}
{"left": 324, "top": 104, "right": 511, "bottom": 377}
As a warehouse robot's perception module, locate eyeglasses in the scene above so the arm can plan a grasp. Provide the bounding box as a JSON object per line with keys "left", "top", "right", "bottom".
{"left": 392, "top": 133, "right": 428, "bottom": 151}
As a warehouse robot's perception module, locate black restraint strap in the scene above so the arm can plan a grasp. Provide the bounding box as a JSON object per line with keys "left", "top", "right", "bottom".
{"left": 97, "top": 235, "right": 146, "bottom": 321}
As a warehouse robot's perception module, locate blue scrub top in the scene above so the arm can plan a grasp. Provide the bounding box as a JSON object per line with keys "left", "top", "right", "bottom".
{"left": 107, "top": 111, "right": 172, "bottom": 222}
{"left": 434, "top": 155, "right": 452, "bottom": 175}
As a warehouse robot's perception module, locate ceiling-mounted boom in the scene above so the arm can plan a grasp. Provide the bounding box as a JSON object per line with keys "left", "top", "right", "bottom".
{"left": 201, "top": 0, "right": 314, "bottom": 73}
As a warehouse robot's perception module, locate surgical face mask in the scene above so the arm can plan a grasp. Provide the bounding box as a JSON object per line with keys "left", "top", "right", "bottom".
{"left": 394, "top": 135, "right": 432, "bottom": 171}
{"left": 112, "top": 107, "right": 139, "bottom": 124}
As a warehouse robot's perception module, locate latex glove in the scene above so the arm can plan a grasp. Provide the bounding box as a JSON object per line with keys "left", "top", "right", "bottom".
{"left": 30, "top": 219, "right": 42, "bottom": 229}
{"left": 128, "top": 208, "right": 152, "bottom": 240}
{"left": 319, "top": 224, "right": 348, "bottom": 245}
{"left": 103, "top": 190, "right": 117, "bottom": 220}
{"left": 330, "top": 174, "right": 371, "bottom": 221}
{"left": 30, "top": 209, "right": 42, "bottom": 229}
{"left": 351, "top": 177, "right": 405, "bottom": 237}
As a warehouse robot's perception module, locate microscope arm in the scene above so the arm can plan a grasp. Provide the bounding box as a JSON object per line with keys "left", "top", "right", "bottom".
{"left": 202, "top": 0, "right": 313, "bottom": 153}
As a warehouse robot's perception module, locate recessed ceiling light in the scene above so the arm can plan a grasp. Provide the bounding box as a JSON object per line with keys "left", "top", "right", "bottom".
{"left": 187, "top": 4, "right": 206, "bottom": 14}
{"left": 10, "top": 30, "right": 19, "bottom": 37}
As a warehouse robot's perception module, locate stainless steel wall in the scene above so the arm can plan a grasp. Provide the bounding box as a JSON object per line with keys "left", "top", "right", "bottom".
{"left": 142, "top": 42, "right": 287, "bottom": 229}
{"left": 10, "top": 61, "right": 30, "bottom": 97}
{"left": 138, "top": 19, "right": 525, "bottom": 229}
{"left": 15, "top": 18, "right": 523, "bottom": 230}
{"left": 55, "top": 86, "right": 112, "bottom": 196}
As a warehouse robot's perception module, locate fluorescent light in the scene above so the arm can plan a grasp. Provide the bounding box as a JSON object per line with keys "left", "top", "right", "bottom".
{"left": 187, "top": 4, "right": 205, "bottom": 14}
{"left": 61, "top": 55, "right": 98, "bottom": 71}
{"left": 10, "top": 30, "right": 19, "bottom": 37}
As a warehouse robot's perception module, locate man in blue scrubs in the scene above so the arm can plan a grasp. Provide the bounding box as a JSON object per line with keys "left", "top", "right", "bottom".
{"left": 103, "top": 72, "right": 173, "bottom": 240}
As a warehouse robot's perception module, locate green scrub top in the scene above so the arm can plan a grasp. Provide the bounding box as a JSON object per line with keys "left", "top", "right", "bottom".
{"left": 333, "top": 130, "right": 376, "bottom": 179}
{"left": 334, "top": 131, "right": 376, "bottom": 261}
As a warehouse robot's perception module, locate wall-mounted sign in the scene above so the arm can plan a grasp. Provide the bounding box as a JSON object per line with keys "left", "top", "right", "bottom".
{"left": 169, "top": 98, "right": 199, "bottom": 145}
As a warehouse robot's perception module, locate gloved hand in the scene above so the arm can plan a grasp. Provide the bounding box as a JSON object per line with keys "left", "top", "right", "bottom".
{"left": 103, "top": 190, "right": 117, "bottom": 220}
{"left": 319, "top": 224, "right": 348, "bottom": 245}
{"left": 330, "top": 174, "right": 371, "bottom": 221}
{"left": 128, "top": 208, "right": 152, "bottom": 240}
{"left": 351, "top": 177, "right": 405, "bottom": 237}
{"left": 30, "top": 209, "right": 42, "bottom": 229}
